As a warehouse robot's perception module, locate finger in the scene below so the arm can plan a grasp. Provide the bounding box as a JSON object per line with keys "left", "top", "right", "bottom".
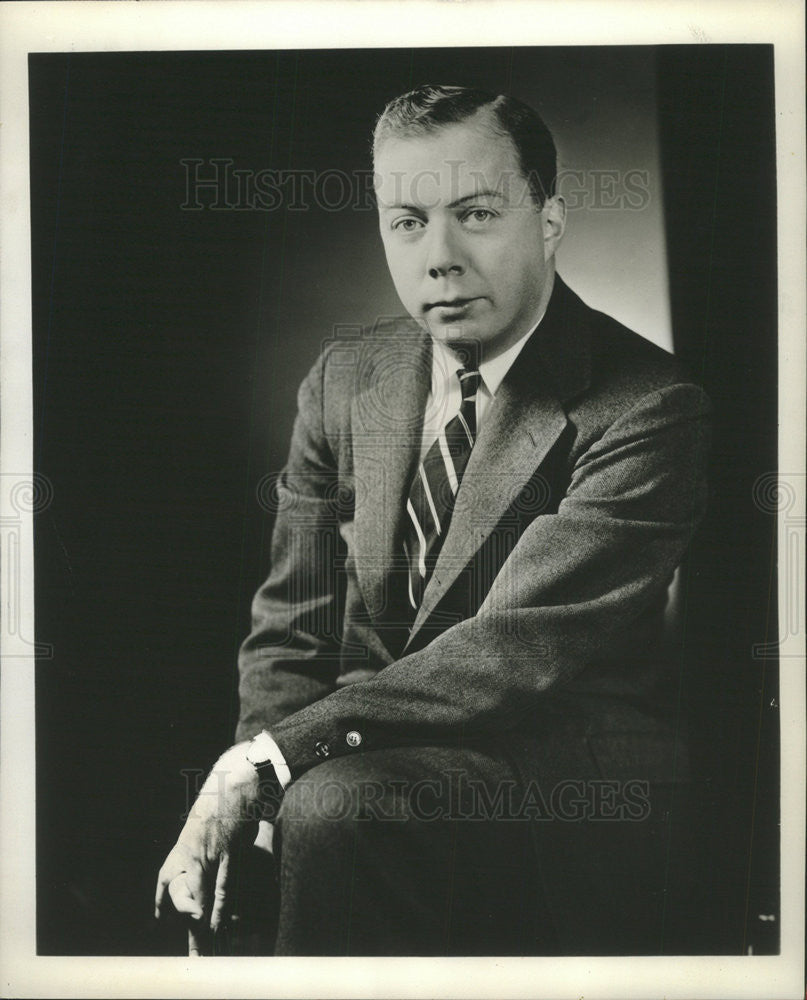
{"left": 188, "top": 924, "right": 209, "bottom": 957}
{"left": 167, "top": 873, "right": 205, "bottom": 921}
{"left": 209, "top": 852, "right": 231, "bottom": 932}
{"left": 155, "top": 843, "right": 194, "bottom": 919}
{"left": 254, "top": 819, "right": 274, "bottom": 854}
{"left": 155, "top": 855, "right": 183, "bottom": 919}
{"left": 155, "top": 873, "right": 168, "bottom": 920}
{"left": 186, "top": 854, "right": 214, "bottom": 922}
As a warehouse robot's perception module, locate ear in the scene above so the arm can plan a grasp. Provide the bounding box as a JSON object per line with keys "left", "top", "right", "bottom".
{"left": 542, "top": 195, "right": 566, "bottom": 260}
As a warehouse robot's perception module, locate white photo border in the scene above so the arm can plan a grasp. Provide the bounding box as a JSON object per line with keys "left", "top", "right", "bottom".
{"left": 1, "top": 2, "right": 804, "bottom": 998}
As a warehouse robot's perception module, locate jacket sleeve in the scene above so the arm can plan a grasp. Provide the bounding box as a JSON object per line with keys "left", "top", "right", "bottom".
{"left": 235, "top": 352, "right": 345, "bottom": 742}
{"left": 263, "top": 378, "right": 711, "bottom": 779}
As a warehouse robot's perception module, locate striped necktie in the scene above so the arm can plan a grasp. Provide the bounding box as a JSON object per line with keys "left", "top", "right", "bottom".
{"left": 403, "top": 366, "right": 481, "bottom": 612}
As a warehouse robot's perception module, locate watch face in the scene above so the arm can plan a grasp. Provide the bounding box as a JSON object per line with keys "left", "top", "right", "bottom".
{"left": 246, "top": 732, "right": 272, "bottom": 768}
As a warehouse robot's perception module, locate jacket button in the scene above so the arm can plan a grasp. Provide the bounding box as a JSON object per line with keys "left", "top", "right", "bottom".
{"left": 346, "top": 730, "right": 362, "bottom": 748}
{"left": 314, "top": 741, "right": 330, "bottom": 759}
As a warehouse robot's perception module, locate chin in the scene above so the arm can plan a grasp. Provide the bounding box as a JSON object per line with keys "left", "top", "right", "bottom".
{"left": 427, "top": 325, "right": 464, "bottom": 343}
{"left": 429, "top": 321, "right": 482, "bottom": 343}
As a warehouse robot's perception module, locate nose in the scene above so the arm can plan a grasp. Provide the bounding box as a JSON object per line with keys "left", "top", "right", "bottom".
{"left": 426, "top": 222, "right": 465, "bottom": 279}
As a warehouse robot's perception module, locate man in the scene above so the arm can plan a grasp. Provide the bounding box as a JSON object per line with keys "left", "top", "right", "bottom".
{"left": 156, "top": 85, "right": 710, "bottom": 956}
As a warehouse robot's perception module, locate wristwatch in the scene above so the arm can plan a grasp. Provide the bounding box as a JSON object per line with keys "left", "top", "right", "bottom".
{"left": 245, "top": 730, "right": 284, "bottom": 796}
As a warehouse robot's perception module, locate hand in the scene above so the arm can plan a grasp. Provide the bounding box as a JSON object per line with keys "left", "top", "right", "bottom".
{"left": 155, "top": 742, "right": 262, "bottom": 953}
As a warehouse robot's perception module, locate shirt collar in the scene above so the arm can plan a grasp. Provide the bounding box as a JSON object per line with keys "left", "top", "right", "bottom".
{"left": 430, "top": 314, "right": 543, "bottom": 398}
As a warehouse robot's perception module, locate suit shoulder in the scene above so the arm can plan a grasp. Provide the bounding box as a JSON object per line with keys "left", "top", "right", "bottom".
{"left": 587, "top": 308, "right": 691, "bottom": 390}
{"left": 298, "top": 316, "right": 427, "bottom": 427}
{"left": 315, "top": 316, "right": 427, "bottom": 392}
{"left": 554, "top": 280, "right": 710, "bottom": 426}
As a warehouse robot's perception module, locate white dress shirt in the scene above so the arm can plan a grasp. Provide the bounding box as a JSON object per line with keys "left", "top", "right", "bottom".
{"left": 420, "top": 321, "right": 540, "bottom": 458}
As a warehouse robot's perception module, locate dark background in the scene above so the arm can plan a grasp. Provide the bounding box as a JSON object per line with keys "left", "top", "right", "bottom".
{"left": 31, "top": 46, "right": 778, "bottom": 955}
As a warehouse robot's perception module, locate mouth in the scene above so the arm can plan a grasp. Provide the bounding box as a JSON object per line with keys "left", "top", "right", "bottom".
{"left": 425, "top": 297, "right": 480, "bottom": 312}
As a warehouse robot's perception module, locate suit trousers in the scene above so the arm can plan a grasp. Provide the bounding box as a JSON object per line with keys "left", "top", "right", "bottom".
{"left": 272, "top": 743, "right": 549, "bottom": 955}
{"left": 224, "top": 737, "right": 698, "bottom": 956}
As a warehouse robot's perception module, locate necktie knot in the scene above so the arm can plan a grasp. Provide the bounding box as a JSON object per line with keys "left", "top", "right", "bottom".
{"left": 455, "top": 367, "right": 480, "bottom": 440}
{"left": 457, "top": 367, "right": 481, "bottom": 403}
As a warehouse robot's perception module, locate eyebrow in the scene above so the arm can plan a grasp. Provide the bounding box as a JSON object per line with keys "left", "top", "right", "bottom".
{"left": 448, "top": 189, "right": 505, "bottom": 208}
{"left": 381, "top": 189, "right": 506, "bottom": 212}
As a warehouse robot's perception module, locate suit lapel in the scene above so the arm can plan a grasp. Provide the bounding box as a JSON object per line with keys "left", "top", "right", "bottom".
{"left": 406, "top": 275, "right": 593, "bottom": 642}
{"left": 351, "top": 326, "right": 432, "bottom": 623}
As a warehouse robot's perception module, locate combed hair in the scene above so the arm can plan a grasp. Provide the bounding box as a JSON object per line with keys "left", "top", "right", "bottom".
{"left": 372, "top": 84, "right": 557, "bottom": 207}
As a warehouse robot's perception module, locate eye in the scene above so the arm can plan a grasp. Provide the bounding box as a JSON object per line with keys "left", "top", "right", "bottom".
{"left": 462, "top": 208, "right": 496, "bottom": 226}
{"left": 391, "top": 216, "right": 425, "bottom": 233}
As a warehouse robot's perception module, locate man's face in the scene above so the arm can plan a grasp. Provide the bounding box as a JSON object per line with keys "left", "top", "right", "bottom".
{"left": 375, "top": 111, "right": 565, "bottom": 361}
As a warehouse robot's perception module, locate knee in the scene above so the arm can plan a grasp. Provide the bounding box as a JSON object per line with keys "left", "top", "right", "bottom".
{"left": 274, "top": 753, "right": 418, "bottom": 861}
{"left": 274, "top": 758, "right": 367, "bottom": 853}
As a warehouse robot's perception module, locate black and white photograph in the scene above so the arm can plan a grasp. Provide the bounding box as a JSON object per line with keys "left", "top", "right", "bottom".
{"left": 1, "top": 2, "right": 804, "bottom": 997}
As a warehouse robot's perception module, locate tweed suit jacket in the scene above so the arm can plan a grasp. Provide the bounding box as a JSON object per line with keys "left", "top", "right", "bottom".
{"left": 236, "top": 275, "right": 710, "bottom": 793}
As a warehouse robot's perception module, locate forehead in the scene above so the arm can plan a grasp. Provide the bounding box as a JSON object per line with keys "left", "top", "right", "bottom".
{"left": 374, "top": 118, "right": 527, "bottom": 209}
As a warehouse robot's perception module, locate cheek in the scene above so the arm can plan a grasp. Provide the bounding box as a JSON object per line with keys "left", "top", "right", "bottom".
{"left": 478, "top": 229, "right": 539, "bottom": 278}
{"left": 384, "top": 248, "right": 420, "bottom": 299}
{"left": 480, "top": 248, "right": 529, "bottom": 299}
{"left": 500, "top": 241, "right": 546, "bottom": 284}
{"left": 490, "top": 256, "right": 544, "bottom": 314}
{"left": 500, "top": 218, "right": 545, "bottom": 267}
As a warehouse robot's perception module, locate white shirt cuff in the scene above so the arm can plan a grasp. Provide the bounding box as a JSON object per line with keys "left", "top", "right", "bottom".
{"left": 260, "top": 730, "right": 292, "bottom": 789}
